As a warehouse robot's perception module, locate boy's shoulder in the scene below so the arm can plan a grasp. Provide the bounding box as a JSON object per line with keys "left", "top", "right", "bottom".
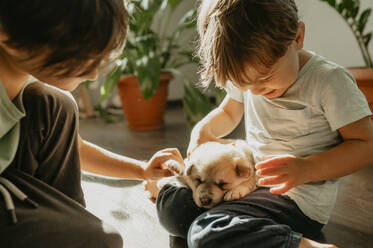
{"left": 24, "top": 82, "right": 79, "bottom": 113}
{"left": 306, "top": 52, "right": 350, "bottom": 79}
{"left": 300, "top": 52, "right": 355, "bottom": 91}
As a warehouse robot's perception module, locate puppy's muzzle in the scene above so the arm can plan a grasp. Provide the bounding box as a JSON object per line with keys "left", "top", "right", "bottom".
{"left": 199, "top": 196, "right": 212, "bottom": 206}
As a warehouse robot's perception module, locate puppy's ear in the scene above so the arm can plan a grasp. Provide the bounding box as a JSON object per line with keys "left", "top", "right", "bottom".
{"left": 233, "top": 140, "right": 254, "bottom": 164}
{"left": 235, "top": 164, "right": 250, "bottom": 178}
{"left": 184, "top": 160, "right": 194, "bottom": 176}
{"left": 185, "top": 165, "right": 194, "bottom": 176}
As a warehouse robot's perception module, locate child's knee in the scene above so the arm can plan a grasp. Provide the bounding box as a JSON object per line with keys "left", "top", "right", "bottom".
{"left": 156, "top": 184, "right": 198, "bottom": 238}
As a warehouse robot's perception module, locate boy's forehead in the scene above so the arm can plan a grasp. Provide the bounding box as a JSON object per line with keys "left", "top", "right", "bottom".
{"left": 242, "top": 63, "right": 276, "bottom": 82}
{"left": 242, "top": 48, "right": 291, "bottom": 82}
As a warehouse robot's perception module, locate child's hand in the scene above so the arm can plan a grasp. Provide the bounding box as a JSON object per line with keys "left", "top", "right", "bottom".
{"left": 187, "top": 127, "right": 220, "bottom": 159}
{"left": 255, "top": 155, "right": 311, "bottom": 194}
{"left": 144, "top": 148, "right": 184, "bottom": 180}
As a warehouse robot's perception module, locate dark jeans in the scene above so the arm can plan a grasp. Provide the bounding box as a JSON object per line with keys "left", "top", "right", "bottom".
{"left": 0, "top": 83, "right": 122, "bottom": 248}
{"left": 157, "top": 184, "right": 323, "bottom": 248}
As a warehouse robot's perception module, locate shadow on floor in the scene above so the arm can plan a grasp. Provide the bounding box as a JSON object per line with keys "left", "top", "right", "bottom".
{"left": 82, "top": 173, "right": 142, "bottom": 188}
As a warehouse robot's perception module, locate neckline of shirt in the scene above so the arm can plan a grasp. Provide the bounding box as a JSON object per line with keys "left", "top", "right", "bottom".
{"left": 0, "top": 80, "right": 26, "bottom": 138}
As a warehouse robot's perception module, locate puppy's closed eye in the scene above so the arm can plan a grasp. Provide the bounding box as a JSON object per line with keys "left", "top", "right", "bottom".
{"left": 196, "top": 178, "right": 203, "bottom": 185}
{"left": 217, "top": 182, "right": 227, "bottom": 190}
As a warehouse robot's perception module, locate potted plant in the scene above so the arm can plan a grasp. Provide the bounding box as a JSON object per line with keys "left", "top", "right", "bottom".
{"left": 320, "top": 0, "right": 373, "bottom": 115}
{"left": 100, "top": 0, "right": 197, "bottom": 130}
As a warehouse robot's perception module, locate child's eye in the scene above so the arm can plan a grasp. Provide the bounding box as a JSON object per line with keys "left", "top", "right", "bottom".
{"left": 217, "top": 182, "right": 227, "bottom": 190}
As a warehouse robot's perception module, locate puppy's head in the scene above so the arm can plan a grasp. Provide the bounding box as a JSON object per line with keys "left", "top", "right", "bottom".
{"left": 184, "top": 141, "right": 254, "bottom": 209}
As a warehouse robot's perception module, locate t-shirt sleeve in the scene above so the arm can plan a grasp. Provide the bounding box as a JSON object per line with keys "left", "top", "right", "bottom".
{"left": 225, "top": 81, "right": 244, "bottom": 103}
{"left": 321, "top": 67, "right": 372, "bottom": 131}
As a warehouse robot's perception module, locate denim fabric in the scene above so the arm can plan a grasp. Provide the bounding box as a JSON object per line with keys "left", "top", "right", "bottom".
{"left": 157, "top": 184, "right": 323, "bottom": 248}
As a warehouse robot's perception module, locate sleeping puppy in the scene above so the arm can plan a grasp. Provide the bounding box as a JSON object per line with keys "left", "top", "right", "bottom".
{"left": 180, "top": 140, "right": 257, "bottom": 209}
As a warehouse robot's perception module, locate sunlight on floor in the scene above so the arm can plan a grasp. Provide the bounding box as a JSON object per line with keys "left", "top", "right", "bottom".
{"left": 81, "top": 173, "right": 169, "bottom": 248}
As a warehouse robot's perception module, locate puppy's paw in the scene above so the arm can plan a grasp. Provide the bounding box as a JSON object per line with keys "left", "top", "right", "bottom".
{"left": 164, "top": 160, "right": 185, "bottom": 175}
{"left": 247, "top": 182, "right": 257, "bottom": 193}
{"left": 224, "top": 186, "right": 248, "bottom": 201}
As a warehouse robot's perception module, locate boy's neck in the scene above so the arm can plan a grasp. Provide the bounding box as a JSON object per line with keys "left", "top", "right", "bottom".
{"left": 0, "top": 51, "right": 29, "bottom": 100}
{"left": 298, "top": 50, "right": 313, "bottom": 71}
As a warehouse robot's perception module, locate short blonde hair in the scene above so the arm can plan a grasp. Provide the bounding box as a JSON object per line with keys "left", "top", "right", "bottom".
{"left": 197, "top": 0, "right": 299, "bottom": 88}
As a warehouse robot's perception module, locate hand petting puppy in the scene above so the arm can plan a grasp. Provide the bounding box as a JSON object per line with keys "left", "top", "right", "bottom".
{"left": 144, "top": 148, "right": 184, "bottom": 180}
{"left": 256, "top": 155, "right": 312, "bottom": 194}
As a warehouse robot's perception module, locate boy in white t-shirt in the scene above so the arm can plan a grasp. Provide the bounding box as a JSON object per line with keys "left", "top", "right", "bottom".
{"left": 0, "top": 1, "right": 182, "bottom": 247}
{"left": 155, "top": 0, "right": 373, "bottom": 247}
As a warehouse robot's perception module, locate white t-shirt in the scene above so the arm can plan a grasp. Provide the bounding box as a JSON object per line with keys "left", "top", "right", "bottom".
{"left": 225, "top": 51, "right": 372, "bottom": 224}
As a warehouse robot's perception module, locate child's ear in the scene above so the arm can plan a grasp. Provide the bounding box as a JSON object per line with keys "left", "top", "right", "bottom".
{"left": 235, "top": 164, "right": 250, "bottom": 178}
{"left": 0, "top": 31, "right": 22, "bottom": 57}
{"left": 294, "top": 21, "right": 305, "bottom": 50}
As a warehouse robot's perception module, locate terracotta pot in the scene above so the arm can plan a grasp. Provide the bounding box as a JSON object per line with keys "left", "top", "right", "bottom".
{"left": 348, "top": 68, "right": 373, "bottom": 119}
{"left": 117, "top": 73, "right": 173, "bottom": 131}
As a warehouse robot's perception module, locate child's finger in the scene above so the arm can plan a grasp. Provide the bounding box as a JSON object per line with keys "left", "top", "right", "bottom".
{"left": 150, "top": 167, "right": 173, "bottom": 179}
{"left": 163, "top": 169, "right": 174, "bottom": 177}
{"left": 159, "top": 148, "right": 183, "bottom": 159}
{"left": 261, "top": 155, "right": 277, "bottom": 161}
{"left": 269, "top": 184, "right": 290, "bottom": 195}
{"left": 256, "top": 166, "right": 286, "bottom": 177}
{"left": 258, "top": 174, "right": 288, "bottom": 186}
{"left": 152, "top": 152, "right": 181, "bottom": 167}
{"left": 255, "top": 155, "right": 295, "bottom": 169}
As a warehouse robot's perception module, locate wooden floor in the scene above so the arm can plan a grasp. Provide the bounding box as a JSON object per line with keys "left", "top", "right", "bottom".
{"left": 79, "top": 103, "right": 373, "bottom": 248}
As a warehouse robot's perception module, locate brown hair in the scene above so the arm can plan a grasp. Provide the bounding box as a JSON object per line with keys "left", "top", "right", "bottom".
{"left": 197, "top": 0, "right": 299, "bottom": 88}
{"left": 0, "top": 0, "right": 128, "bottom": 77}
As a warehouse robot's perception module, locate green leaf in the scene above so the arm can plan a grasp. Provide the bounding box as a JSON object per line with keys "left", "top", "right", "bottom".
{"left": 214, "top": 88, "right": 227, "bottom": 105}
{"left": 135, "top": 52, "right": 162, "bottom": 99}
{"left": 100, "top": 67, "right": 123, "bottom": 101}
{"left": 342, "top": 0, "right": 360, "bottom": 18}
{"left": 358, "top": 8, "right": 372, "bottom": 33}
{"left": 337, "top": 2, "right": 345, "bottom": 14}
{"left": 364, "top": 32, "right": 372, "bottom": 47}
{"left": 319, "top": 0, "right": 336, "bottom": 8}
{"left": 350, "top": 6, "right": 360, "bottom": 19}
{"left": 183, "top": 81, "right": 212, "bottom": 128}
{"left": 97, "top": 104, "right": 118, "bottom": 123}
{"left": 177, "top": 9, "right": 197, "bottom": 30}
{"left": 342, "top": 0, "right": 354, "bottom": 11}
{"left": 327, "top": 0, "right": 336, "bottom": 7}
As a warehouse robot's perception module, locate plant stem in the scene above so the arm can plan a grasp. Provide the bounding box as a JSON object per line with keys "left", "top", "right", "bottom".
{"left": 343, "top": 17, "right": 373, "bottom": 67}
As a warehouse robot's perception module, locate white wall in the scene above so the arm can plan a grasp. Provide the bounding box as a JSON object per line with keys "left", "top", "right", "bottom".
{"left": 158, "top": 0, "right": 198, "bottom": 101}
{"left": 296, "top": 0, "right": 373, "bottom": 68}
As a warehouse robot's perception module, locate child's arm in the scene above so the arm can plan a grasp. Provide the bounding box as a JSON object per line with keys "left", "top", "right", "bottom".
{"left": 188, "top": 95, "right": 244, "bottom": 157}
{"left": 256, "top": 117, "right": 373, "bottom": 194}
{"left": 78, "top": 136, "right": 183, "bottom": 180}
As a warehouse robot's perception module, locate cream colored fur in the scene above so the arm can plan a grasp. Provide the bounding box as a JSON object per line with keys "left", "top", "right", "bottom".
{"left": 178, "top": 140, "right": 257, "bottom": 208}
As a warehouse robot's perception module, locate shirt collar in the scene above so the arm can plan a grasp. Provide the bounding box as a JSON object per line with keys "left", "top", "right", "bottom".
{"left": 0, "top": 80, "right": 25, "bottom": 138}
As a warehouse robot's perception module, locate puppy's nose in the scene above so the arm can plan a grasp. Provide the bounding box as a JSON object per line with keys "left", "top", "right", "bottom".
{"left": 200, "top": 197, "right": 212, "bottom": 206}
